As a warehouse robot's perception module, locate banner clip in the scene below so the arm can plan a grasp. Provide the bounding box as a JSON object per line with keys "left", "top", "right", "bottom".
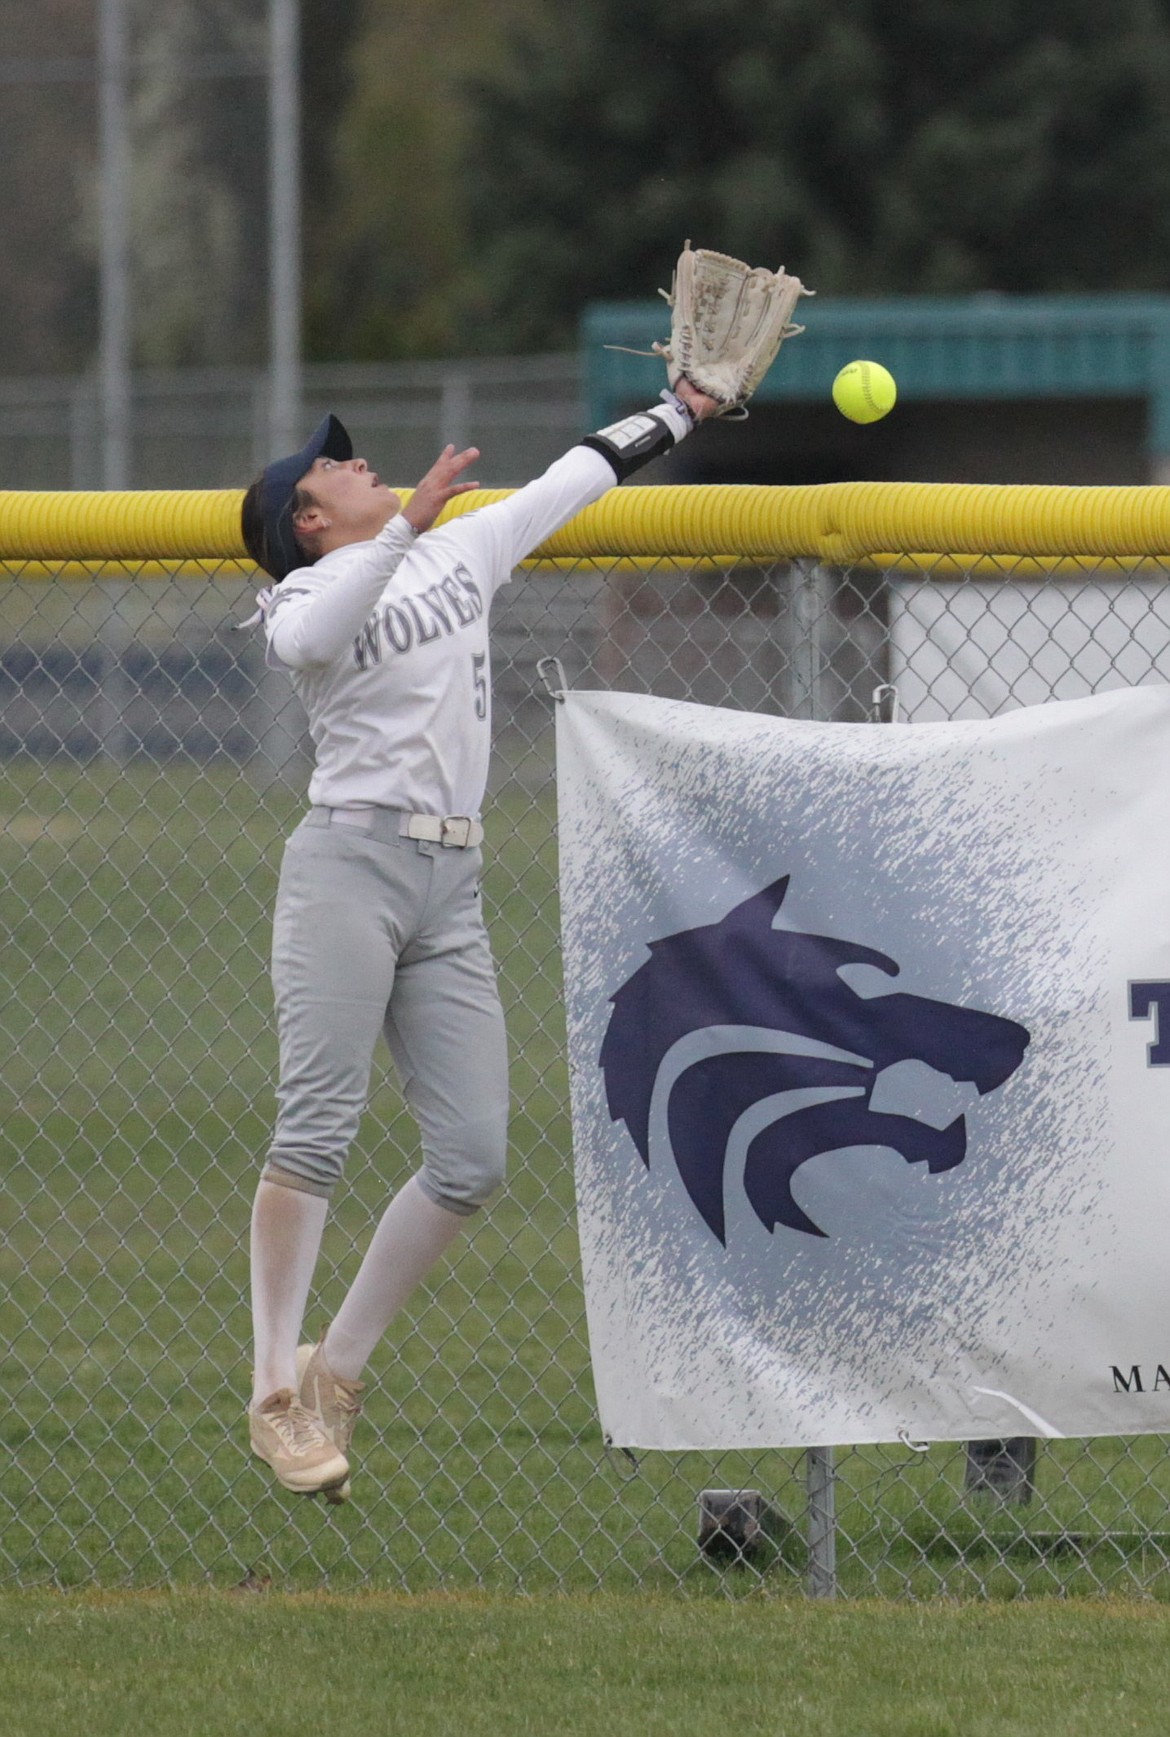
{"left": 603, "top": 1437, "right": 641, "bottom": 1479}
{"left": 870, "top": 683, "right": 902, "bottom": 723}
{"left": 537, "top": 656, "right": 568, "bottom": 702}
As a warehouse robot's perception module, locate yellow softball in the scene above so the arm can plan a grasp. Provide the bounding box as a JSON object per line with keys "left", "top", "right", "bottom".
{"left": 832, "top": 359, "right": 897, "bottom": 424}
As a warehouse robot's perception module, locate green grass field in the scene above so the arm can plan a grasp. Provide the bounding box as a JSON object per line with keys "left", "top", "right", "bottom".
{"left": 5, "top": 757, "right": 1170, "bottom": 1601}
{"left": 6, "top": 1590, "right": 1170, "bottom": 1737}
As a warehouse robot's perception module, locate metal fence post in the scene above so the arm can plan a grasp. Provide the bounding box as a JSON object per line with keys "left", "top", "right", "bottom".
{"left": 791, "top": 559, "right": 830, "bottom": 721}
{"left": 440, "top": 369, "right": 472, "bottom": 452}
{"left": 792, "top": 575, "right": 850, "bottom": 1597}
{"left": 97, "top": 579, "right": 135, "bottom": 763}
{"left": 805, "top": 1447, "right": 838, "bottom": 1596}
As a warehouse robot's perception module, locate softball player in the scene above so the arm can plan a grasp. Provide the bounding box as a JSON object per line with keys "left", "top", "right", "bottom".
{"left": 240, "top": 378, "right": 720, "bottom": 1498}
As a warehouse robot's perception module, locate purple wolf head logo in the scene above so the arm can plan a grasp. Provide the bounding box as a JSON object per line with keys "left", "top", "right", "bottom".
{"left": 599, "top": 877, "right": 1030, "bottom": 1243}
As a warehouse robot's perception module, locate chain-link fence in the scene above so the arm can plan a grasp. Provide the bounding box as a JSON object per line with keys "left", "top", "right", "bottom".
{"left": 5, "top": 547, "right": 1170, "bottom": 1598}
{"left": 0, "top": 355, "right": 582, "bottom": 492}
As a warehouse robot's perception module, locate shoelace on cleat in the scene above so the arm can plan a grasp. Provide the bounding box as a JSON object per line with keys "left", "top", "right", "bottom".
{"left": 268, "top": 1402, "right": 330, "bottom": 1456}
{"left": 307, "top": 1365, "right": 361, "bottom": 1418}
{"left": 330, "top": 1384, "right": 361, "bottom": 1417}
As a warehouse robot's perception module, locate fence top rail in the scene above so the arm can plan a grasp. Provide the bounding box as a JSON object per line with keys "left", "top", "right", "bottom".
{"left": 5, "top": 481, "right": 1170, "bottom": 565}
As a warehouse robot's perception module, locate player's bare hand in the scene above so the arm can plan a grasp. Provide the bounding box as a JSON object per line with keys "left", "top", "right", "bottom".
{"left": 674, "top": 377, "right": 723, "bottom": 422}
{"left": 403, "top": 445, "right": 481, "bottom": 533}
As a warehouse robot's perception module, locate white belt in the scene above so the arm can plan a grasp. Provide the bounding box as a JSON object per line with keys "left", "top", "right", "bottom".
{"left": 400, "top": 813, "right": 483, "bottom": 848}
{"left": 316, "top": 806, "right": 483, "bottom": 848}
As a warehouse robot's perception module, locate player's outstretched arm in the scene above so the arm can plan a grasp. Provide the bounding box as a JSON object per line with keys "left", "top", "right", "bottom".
{"left": 468, "top": 382, "right": 727, "bottom": 579}
{"left": 402, "top": 445, "right": 481, "bottom": 534}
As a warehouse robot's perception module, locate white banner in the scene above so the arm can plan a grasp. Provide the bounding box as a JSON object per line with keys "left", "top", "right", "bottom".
{"left": 556, "top": 685, "right": 1170, "bottom": 1449}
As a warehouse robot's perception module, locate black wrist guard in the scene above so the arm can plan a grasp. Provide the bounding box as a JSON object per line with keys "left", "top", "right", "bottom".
{"left": 580, "top": 399, "right": 691, "bottom": 482}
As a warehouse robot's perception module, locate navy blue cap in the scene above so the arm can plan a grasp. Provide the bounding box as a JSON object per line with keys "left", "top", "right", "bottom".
{"left": 244, "top": 413, "right": 353, "bottom": 580}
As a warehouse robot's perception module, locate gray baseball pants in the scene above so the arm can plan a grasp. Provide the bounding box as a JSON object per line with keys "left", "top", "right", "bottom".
{"left": 262, "top": 808, "right": 510, "bottom": 1213}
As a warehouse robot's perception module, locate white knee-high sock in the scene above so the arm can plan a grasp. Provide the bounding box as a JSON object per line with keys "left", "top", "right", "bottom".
{"left": 323, "top": 1176, "right": 467, "bottom": 1381}
{"left": 250, "top": 1178, "right": 329, "bottom": 1407}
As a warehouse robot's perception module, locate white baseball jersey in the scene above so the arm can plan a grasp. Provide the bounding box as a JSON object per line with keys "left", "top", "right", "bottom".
{"left": 263, "top": 444, "right": 617, "bottom": 817}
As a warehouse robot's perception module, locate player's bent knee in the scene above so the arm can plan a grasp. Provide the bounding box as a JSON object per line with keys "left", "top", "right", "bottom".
{"left": 416, "top": 1123, "right": 507, "bottom": 1216}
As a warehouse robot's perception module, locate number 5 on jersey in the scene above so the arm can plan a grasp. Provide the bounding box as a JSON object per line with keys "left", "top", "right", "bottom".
{"left": 472, "top": 652, "right": 487, "bottom": 720}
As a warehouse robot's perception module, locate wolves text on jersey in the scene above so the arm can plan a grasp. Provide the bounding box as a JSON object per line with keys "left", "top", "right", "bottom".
{"left": 352, "top": 563, "right": 484, "bottom": 670}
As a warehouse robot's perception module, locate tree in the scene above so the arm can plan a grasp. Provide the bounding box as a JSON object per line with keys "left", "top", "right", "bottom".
{"left": 456, "top": 0, "right": 1170, "bottom": 350}
{"left": 303, "top": 0, "right": 543, "bottom": 361}
{"left": 0, "top": 0, "right": 359, "bottom": 379}
{"left": 0, "top": 0, "right": 98, "bottom": 375}
{"left": 126, "top": 0, "right": 266, "bottom": 367}
{"left": 127, "top": 0, "right": 358, "bottom": 368}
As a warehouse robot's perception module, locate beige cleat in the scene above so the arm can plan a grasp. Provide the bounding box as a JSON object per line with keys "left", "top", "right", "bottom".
{"left": 248, "top": 1388, "right": 350, "bottom": 1498}
{"left": 296, "top": 1337, "right": 365, "bottom": 1505}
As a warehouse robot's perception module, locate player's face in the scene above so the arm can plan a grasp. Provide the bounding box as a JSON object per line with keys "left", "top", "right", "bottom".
{"left": 298, "top": 454, "right": 402, "bottom": 540}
